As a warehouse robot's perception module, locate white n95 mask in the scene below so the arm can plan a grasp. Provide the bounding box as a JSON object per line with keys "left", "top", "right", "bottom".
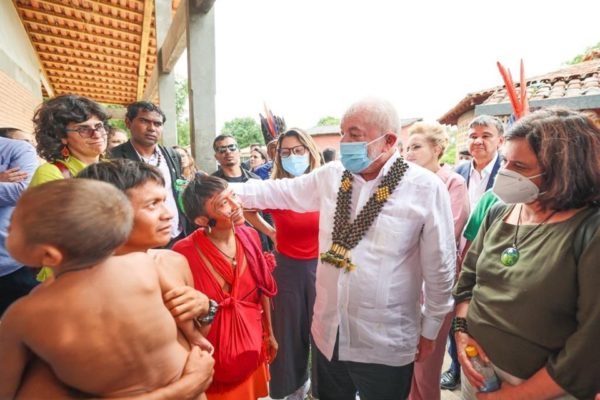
{"left": 492, "top": 169, "right": 543, "bottom": 204}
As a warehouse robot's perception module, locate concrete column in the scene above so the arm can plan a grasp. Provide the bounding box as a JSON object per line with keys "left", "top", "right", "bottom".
{"left": 186, "top": 0, "right": 216, "bottom": 173}
{"left": 155, "top": 0, "right": 177, "bottom": 146}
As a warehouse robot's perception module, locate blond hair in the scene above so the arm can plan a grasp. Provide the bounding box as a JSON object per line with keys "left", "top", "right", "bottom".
{"left": 408, "top": 122, "right": 449, "bottom": 160}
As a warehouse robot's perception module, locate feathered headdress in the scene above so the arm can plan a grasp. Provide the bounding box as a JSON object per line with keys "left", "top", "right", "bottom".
{"left": 259, "top": 103, "right": 286, "bottom": 144}
{"left": 497, "top": 59, "right": 529, "bottom": 125}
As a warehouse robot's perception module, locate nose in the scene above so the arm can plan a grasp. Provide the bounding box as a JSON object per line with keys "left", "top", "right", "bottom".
{"left": 160, "top": 204, "right": 174, "bottom": 220}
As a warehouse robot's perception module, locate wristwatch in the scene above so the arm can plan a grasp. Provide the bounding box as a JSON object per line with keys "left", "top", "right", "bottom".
{"left": 196, "top": 299, "right": 219, "bottom": 326}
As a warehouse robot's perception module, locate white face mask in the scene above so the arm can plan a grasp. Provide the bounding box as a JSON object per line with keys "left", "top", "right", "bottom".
{"left": 492, "top": 169, "right": 543, "bottom": 204}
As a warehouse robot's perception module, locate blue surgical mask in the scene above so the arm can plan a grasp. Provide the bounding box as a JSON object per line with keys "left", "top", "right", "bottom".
{"left": 282, "top": 154, "right": 310, "bottom": 177}
{"left": 340, "top": 135, "right": 386, "bottom": 173}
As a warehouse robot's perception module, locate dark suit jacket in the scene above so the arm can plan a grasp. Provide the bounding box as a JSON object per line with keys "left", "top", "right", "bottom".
{"left": 454, "top": 153, "right": 502, "bottom": 191}
{"left": 109, "top": 141, "right": 193, "bottom": 235}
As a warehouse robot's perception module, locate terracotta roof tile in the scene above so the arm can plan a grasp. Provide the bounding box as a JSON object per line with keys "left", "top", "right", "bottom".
{"left": 439, "top": 59, "right": 600, "bottom": 125}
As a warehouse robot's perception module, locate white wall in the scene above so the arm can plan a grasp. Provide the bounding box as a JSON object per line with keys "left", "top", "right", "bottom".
{"left": 0, "top": 2, "right": 42, "bottom": 98}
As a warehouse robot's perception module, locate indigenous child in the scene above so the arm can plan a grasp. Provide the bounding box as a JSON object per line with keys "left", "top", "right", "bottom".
{"left": 173, "top": 175, "right": 278, "bottom": 400}
{"left": 0, "top": 179, "right": 207, "bottom": 399}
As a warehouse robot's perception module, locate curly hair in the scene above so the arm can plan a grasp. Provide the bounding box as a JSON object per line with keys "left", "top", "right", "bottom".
{"left": 505, "top": 107, "right": 600, "bottom": 210}
{"left": 33, "top": 95, "right": 110, "bottom": 162}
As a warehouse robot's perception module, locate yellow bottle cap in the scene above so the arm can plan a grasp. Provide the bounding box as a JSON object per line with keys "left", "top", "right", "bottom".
{"left": 465, "top": 345, "right": 478, "bottom": 358}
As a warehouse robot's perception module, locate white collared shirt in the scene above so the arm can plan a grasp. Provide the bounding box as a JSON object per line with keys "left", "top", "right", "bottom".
{"left": 467, "top": 152, "right": 498, "bottom": 208}
{"left": 232, "top": 152, "right": 455, "bottom": 366}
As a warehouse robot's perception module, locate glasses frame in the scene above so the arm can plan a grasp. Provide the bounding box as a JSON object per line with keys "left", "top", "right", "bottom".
{"left": 279, "top": 144, "right": 307, "bottom": 159}
{"left": 65, "top": 123, "right": 107, "bottom": 139}
{"left": 216, "top": 144, "right": 239, "bottom": 154}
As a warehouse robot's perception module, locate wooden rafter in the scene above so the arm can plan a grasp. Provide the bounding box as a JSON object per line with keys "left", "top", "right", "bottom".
{"left": 136, "top": 0, "right": 154, "bottom": 100}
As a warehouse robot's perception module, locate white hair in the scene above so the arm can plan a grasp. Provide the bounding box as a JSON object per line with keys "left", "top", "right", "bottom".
{"left": 341, "top": 97, "right": 400, "bottom": 134}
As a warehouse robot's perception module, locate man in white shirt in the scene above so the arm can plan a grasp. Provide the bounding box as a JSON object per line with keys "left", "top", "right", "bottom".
{"left": 442, "top": 115, "right": 504, "bottom": 391}
{"left": 455, "top": 115, "right": 504, "bottom": 208}
{"left": 231, "top": 98, "right": 455, "bottom": 400}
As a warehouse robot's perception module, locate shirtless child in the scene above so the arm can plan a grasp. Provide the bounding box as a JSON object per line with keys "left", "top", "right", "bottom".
{"left": 0, "top": 179, "right": 208, "bottom": 399}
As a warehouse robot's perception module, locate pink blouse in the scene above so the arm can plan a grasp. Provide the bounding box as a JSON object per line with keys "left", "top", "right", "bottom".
{"left": 436, "top": 165, "right": 470, "bottom": 244}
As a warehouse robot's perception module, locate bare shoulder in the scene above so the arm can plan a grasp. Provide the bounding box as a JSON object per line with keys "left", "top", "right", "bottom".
{"left": 148, "top": 249, "right": 189, "bottom": 267}
{"left": 148, "top": 249, "right": 193, "bottom": 284}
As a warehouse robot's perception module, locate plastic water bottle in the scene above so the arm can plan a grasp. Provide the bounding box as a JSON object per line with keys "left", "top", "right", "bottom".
{"left": 465, "top": 345, "right": 500, "bottom": 392}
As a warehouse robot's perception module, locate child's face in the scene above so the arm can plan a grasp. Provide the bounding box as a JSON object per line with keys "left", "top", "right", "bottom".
{"left": 6, "top": 208, "right": 43, "bottom": 267}
{"left": 126, "top": 181, "right": 173, "bottom": 249}
{"left": 206, "top": 188, "right": 245, "bottom": 229}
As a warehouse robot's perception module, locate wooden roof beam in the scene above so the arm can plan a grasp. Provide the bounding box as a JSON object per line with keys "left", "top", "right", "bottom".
{"left": 44, "top": 64, "right": 137, "bottom": 81}
{"left": 25, "top": 21, "right": 141, "bottom": 52}
{"left": 52, "top": 82, "right": 134, "bottom": 97}
{"left": 142, "top": 0, "right": 188, "bottom": 101}
{"left": 30, "top": 32, "right": 139, "bottom": 58}
{"left": 37, "top": 52, "right": 138, "bottom": 73}
{"left": 20, "top": 8, "right": 148, "bottom": 44}
{"left": 36, "top": 43, "right": 148, "bottom": 67}
{"left": 136, "top": 0, "right": 154, "bottom": 100}
{"left": 20, "top": 1, "right": 143, "bottom": 33}
{"left": 45, "top": 68, "right": 136, "bottom": 87}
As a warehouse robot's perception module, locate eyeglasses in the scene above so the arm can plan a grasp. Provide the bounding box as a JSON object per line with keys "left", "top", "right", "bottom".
{"left": 65, "top": 123, "right": 107, "bottom": 139}
{"left": 216, "top": 144, "right": 238, "bottom": 154}
{"left": 279, "top": 144, "right": 307, "bottom": 158}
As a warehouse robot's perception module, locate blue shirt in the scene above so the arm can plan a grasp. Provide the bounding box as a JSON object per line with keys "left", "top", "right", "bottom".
{"left": 254, "top": 161, "right": 272, "bottom": 180}
{"left": 0, "top": 137, "right": 37, "bottom": 276}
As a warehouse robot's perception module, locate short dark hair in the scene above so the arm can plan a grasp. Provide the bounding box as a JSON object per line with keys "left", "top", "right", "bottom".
{"left": 505, "top": 107, "right": 600, "bottom": 210}
{"left": 33, "top": 95, "right": 110, "bottom": 162}
{"left": 0, "top": 127, "right": 20, "bottom": 138}
{"left": 77, "top": 159, "right": 165, "bottom": 192}
{"left": 126, "top": 101, "right": 166, "bottom": 123}
{"left": 182, "top": 174, "right": 228, "bottom": 221}
{"left": 16, "top": 179, "right": 132, "bottom": 269}
{"left": 468, "top": 115, "right": 504, "bottom": 136}
{"left": 322, "top": 147, "right": 336, "bottom": 163}
{"left": 212, "top": 134, "right": 236, "bottom": 150}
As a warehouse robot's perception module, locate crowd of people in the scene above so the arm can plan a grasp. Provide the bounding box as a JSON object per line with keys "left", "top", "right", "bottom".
{"left": 0, "top": 94, "right": 599, "bottom": 400}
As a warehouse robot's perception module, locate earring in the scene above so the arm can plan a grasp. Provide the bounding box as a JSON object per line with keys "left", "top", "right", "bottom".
{"left": 61, "top": 146, "right": 70, "bottom": 159}
{"left": 206, "top": 224, "right": 212, "bottom": 234}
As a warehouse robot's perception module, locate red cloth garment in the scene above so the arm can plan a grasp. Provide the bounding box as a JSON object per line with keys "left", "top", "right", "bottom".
{"left": 172, "top": 225, "right": 277, "bottom": 392}
{"left": 265, "top": 209, "right": 320, "bottom": 259}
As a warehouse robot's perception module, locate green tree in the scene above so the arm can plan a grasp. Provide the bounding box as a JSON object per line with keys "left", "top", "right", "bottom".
{"left": 567, "top": 41, "right": 600, "bottom": 65}
{"left": 175, "top": 78, "right": 190, "bottom": 145}
{"left": 440, "top": 126, "right": 458, "bottom": 166}
{"left": 221, "top": 117, "right": 263, "bottom": 149}
{"left": 317, "top": 116, "right": 340, "bottom": 126}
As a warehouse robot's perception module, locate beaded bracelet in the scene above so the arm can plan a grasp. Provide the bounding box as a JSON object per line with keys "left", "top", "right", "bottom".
{"left": 452, "top": 316, "right": 468, "bottom": 334}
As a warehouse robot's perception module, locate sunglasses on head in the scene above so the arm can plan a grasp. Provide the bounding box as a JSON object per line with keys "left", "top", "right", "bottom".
{"left": 216, "top": 144, "right": 238, "bottom": 154}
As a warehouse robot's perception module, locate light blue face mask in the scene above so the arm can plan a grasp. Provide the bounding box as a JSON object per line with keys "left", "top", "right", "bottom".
{"left": 340, "top": 135, "right": 386, "bottom": 173}
{"left": 281, "top": 154, "right": 310, "bottom": 177}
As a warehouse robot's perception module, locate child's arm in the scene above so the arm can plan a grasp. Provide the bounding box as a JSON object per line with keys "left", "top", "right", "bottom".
{"left": 0, "top": 303, "right": 33, "bottom": 398}
{"left": 261, "top": 294, "right": 278, "bottom": 363}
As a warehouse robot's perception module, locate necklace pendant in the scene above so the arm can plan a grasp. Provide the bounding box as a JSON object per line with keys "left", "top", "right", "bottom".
{"left": 232, "top": 259, "right": 237, "bottom": 267}
{"left": 500, "top": 247, "right": 519, "bottom": 266}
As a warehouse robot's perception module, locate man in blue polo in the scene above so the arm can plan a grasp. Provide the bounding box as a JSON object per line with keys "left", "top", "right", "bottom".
{"left": 0, "top": 135, "right": 38, "bottom": 316}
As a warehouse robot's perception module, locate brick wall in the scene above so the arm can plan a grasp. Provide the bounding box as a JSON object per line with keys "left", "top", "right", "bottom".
{"left": 0, "top": 70, "right": 40, "bottom": 133}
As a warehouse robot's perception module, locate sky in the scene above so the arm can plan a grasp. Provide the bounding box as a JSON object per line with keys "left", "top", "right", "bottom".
{"left": 176, "top": 0, "right": 600, "bottom": 131}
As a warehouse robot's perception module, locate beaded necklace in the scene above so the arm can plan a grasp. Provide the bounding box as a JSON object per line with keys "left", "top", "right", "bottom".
{"left": 320, "top": 157, "right": 408, "bottom": 272}
{"left": 137, "top": 147, "right": 162, "bottom": 167}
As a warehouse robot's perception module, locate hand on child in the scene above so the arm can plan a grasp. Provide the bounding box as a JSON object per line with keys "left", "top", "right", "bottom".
{"left": 163, "top": 286, "right": 210, "bottom": 323}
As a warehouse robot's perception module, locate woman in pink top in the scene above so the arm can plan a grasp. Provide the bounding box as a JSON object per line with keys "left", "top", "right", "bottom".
{"left": 405, "top": 122, "right": 470, "bottom": 400}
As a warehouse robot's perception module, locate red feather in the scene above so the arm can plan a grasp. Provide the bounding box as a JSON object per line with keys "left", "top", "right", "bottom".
{"left": 497, "top": 61, "right": 522, "bottom": 118}
{"left": 520, "top": 59, "right": 529, "bottom": 116}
